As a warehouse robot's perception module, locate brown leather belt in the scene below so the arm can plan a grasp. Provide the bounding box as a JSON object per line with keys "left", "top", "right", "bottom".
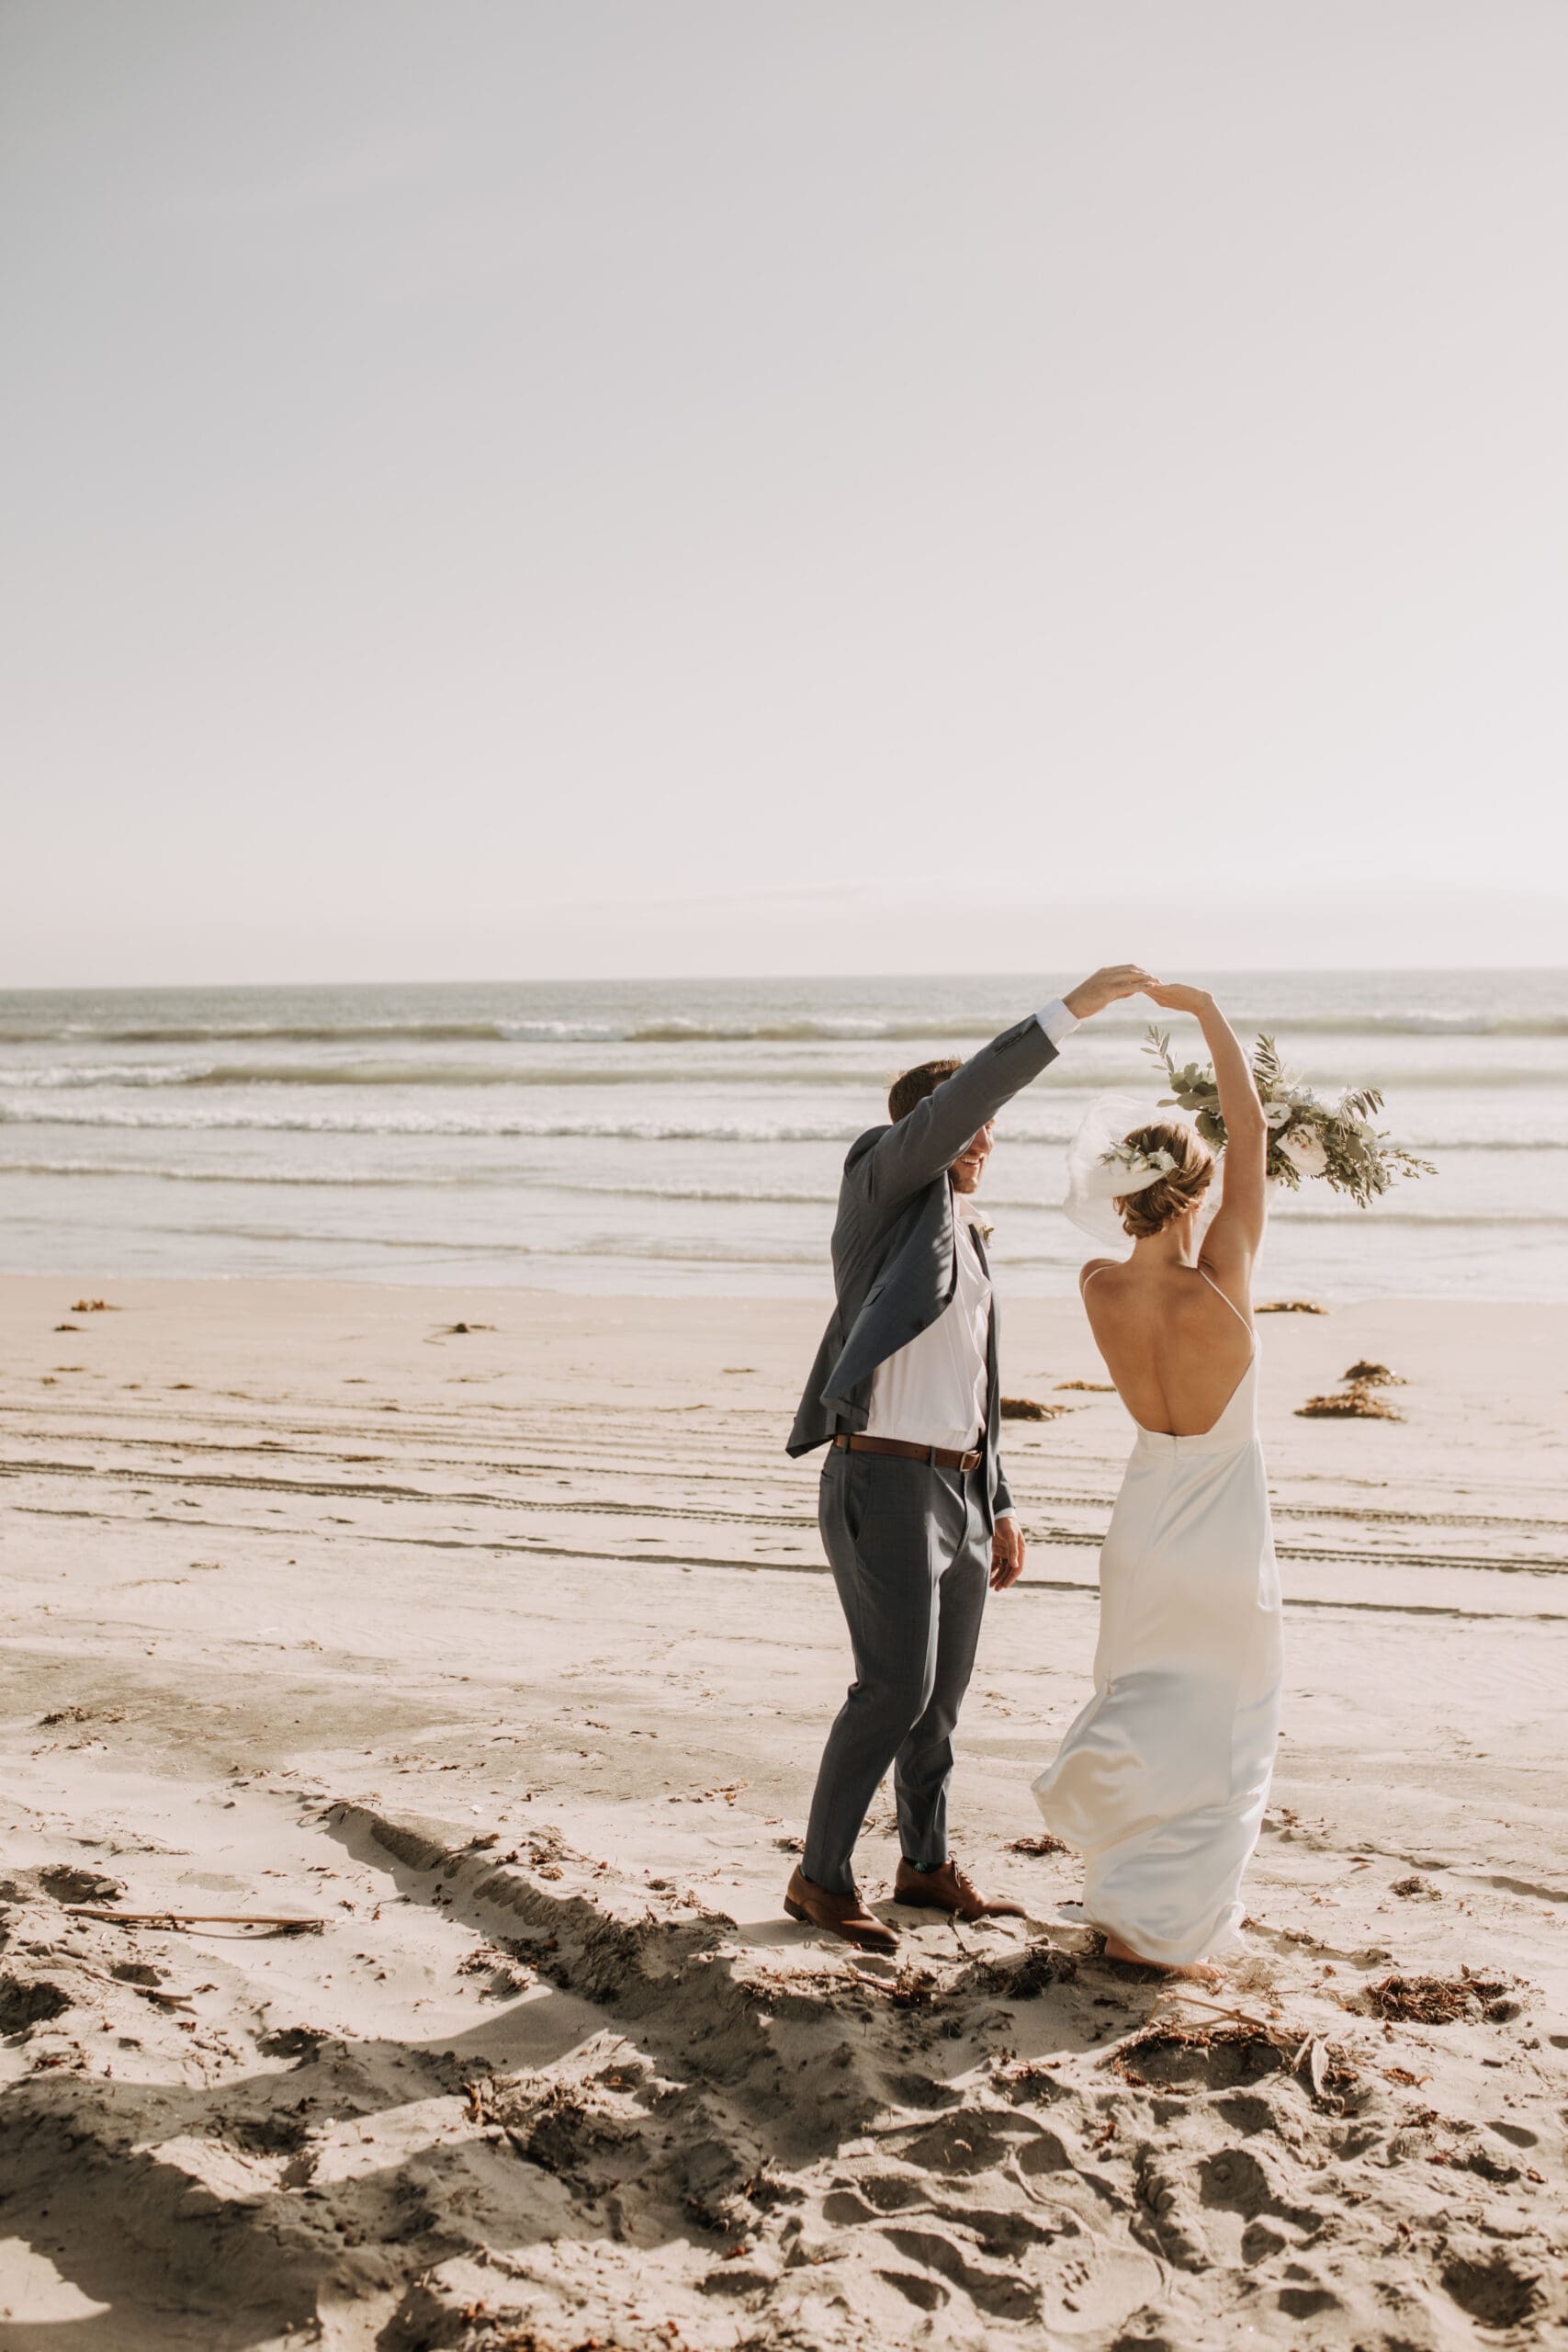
{"left": 833, "top": 1433, "right": 983, "bottom": 1474}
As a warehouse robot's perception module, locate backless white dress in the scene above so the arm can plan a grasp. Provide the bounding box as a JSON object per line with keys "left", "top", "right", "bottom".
{"left": 1032, "top": 1269, "right": 1283, "bottom": 1963}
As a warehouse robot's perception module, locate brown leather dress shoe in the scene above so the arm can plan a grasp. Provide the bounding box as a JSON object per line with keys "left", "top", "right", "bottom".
{"left": 892, "top": 1859, "right": 1026, "bottom": 1921}
{"left": 784, "top": 1865, "right": 898, "bottom": 1953}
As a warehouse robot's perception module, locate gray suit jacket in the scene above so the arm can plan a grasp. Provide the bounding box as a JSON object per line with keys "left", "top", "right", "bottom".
{"left": 786, "top": 1012, "right": 1061, "bottom": 1521}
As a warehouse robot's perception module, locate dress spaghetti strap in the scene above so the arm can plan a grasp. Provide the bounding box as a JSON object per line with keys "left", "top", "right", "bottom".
{"left": 1197, "top": 1265, "right": 1254, "bottom": 1340}
{"left": 1080, "top": 1263, "right": 1111, "bottom": 1289}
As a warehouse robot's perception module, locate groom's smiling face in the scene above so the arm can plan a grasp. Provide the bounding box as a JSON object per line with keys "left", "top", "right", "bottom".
{"left": 950, "top": 1122, "right": 994, "bottom": 1194}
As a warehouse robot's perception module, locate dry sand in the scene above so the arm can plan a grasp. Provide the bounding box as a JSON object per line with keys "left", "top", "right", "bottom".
{"left": 1, "top": 1273, "right": 1565, "bottom": 2351}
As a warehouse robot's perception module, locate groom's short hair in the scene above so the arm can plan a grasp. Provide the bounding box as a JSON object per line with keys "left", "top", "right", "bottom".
{"left": 888, "top": 1057, "right": 962, "bottom": 1124}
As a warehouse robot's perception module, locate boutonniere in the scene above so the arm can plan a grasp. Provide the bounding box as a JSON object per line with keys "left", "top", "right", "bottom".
{"left": 970, "top": 1211, "right": 995, "bottom": 1247}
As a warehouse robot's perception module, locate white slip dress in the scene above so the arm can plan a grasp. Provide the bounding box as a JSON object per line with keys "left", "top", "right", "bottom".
{"left": 1032, "top": 1269, "right": 1283, "bottom": 1964}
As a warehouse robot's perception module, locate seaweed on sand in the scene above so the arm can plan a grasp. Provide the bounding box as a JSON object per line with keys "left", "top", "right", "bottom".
{"left": 1297, "top": 1384, "right": 1404, "bottom": 1420}
{"left": 1359, "top": 1968, "right": 1513, "bottom": 2024}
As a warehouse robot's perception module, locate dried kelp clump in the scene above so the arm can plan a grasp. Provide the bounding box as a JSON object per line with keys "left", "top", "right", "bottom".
{"left": 1359, "top": 1969, "right": 1515, "bottom": 2025}
{"left": 1112, "top": 2010, "right": 1358, "bottom": 2109}
{"left": 958, "top": 1939, "right": 1078, "bottom": 2001}
{"left": 1298, "top": 1385, "right": 1404, "bottom": 1421}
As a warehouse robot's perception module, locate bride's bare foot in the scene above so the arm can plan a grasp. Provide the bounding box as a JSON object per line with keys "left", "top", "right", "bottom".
{"left": 1101, "top": 1932, "right": 1227, "bottom": 1984}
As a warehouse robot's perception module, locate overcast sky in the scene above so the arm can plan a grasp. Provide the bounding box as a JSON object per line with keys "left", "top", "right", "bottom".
{"left": 5, "top": 2, "right": 1566, "bottom": 986}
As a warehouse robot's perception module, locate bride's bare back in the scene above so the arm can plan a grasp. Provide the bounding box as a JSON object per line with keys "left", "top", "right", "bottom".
{"left": 1077, "top": 982, "right": 1270, "bottom": 1443}
{"left": 1080, "top": 1256, "right": 1253, "bottom": 1437}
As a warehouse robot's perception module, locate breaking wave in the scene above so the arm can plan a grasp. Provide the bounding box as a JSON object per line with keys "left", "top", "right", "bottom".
{"left": 5, "top": 1011, "right": 1568, "bottom": 1049}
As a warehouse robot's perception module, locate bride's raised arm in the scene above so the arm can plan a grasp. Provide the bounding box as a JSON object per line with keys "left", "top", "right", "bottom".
{"left": 1145, "top": 984, "right": 1269, "bottom": 1289}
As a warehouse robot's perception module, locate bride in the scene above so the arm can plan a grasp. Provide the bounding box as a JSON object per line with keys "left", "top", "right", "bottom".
{"left": 1032, "top": 982, "right": 1283, "bottom": 1978}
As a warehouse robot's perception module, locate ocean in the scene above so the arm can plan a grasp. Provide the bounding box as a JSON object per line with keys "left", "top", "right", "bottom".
{"left": 0, "top": 970, "right": 1563, "bottom": 1301}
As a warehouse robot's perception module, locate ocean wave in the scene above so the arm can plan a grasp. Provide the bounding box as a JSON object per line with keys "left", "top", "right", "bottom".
{"left": 0, "top": 1100, "right": 863, "bottom": 1143}
{"left": 0, "top": 1061, "right": 214, "bottom": 1090}
{"left": 4, "top": 1054, "right": 1566, "bottom": 1103}
{"left": 0, "top": 1020, "right": 586, "bottom": 1047}
{"left": 5, "top": 1153, "right": 1567, "bottom": 1230}
{"left": 5, "top": 1009, "right": 1568, "bottom": 1049}
{"left": 622, "top": 1012, "right": 1568, "bottom": 1042}
{"left": 0, "top": 1017, "right": 905, "bottom": 1046}
{"left": 0, "top": 1157, "right": 483, "bottom": 1191}
{"left": 48, "top": 1201, "right": 1568, "bottom": 1267}
{"left": 0, "top": 1057, "right": 880, "bottom": 1092}
{"left": 1258, "top": 1013, "right": 1568, "bottom": 1038}
{"left": 0, "top": 1158, "right": 843, "bottom": 1203}
{"left": 1246, "top": 1204, "right": 1568, "bottom": 1227}
{"left": 4, "top": 1097, "right": 1566, "bottom": 1154}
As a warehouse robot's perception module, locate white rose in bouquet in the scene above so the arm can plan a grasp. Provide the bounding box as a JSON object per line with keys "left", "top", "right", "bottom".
{"left": 1263, "top": 1099, "right": 1294, "bottom": 1128}
{"left": 1280, "top": 1126, "right": 1329, "bottom": 1179}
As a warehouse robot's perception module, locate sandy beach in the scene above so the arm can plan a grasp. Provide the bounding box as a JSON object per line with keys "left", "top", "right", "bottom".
{"left": 2, "top": 1272, "right": 1565, "bottom": 2350}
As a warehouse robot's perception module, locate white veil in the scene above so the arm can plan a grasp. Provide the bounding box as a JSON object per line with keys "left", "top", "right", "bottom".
{"left": 1060, "top": 1091, "right": 1218, "bottom": 1251}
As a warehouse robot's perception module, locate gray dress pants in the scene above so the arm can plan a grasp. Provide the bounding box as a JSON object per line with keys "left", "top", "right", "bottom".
{"left": 803, "top": 1443, "right": 991, "bottom": 1896}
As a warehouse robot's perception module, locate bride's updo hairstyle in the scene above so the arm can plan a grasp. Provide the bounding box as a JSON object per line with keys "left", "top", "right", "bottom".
{"left": 1114, "top": 1122, "right": 1215, "bottom": 1239}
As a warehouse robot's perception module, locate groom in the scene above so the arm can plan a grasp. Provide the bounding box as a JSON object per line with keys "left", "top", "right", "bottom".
{"left": 784, "top": 965, "right": 1156, "bottom": 1951}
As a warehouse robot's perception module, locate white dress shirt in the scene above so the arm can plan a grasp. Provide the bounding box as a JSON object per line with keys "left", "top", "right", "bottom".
{"left": 863, "top": 997, "right": 1079, "bottom": 1502}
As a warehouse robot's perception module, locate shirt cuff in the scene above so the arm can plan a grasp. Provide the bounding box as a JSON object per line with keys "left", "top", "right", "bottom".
{"left": 995, "top": 1507, "right": 1018, "bottom": 1523}
{"left": 1035, "top": 997, "right": 1079, "bottom": 1048}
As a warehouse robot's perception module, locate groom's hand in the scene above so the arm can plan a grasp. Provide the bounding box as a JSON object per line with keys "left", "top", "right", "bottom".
{"left": 1062, "top": 964, "right": 1161, "bottom": 1020}
{"left": 990, "top": 1518, "right": 1025, "bottom": 1590}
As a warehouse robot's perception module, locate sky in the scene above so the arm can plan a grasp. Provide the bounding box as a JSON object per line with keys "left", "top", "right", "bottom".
{"left": 5, "top": 2, "right": 1567, "bottom": 986}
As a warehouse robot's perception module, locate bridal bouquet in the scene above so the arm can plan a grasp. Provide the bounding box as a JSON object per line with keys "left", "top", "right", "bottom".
{"left": 1143, "top": 1028, "right": 1436, "bottom": 1205}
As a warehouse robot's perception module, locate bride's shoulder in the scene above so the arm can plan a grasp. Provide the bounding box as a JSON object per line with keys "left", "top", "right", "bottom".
{"left": 1078, "top": 1257, "right": 1119, "bottom": 1289}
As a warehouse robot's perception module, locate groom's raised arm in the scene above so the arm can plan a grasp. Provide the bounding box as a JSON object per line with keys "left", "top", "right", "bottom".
{"left": 863, "top": 965, "right": 1158, "bottom": 1207}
